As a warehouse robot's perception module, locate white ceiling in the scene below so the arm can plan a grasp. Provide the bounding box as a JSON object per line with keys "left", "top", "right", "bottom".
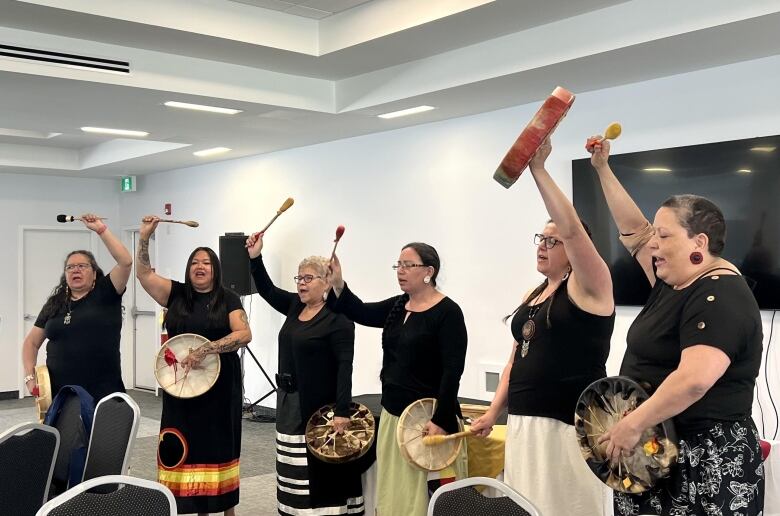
{"left": 228, "top": 0, "right": 375, "bottom": 19}
{"left": 1, "top": 0, "right": 779, "bottom": 178}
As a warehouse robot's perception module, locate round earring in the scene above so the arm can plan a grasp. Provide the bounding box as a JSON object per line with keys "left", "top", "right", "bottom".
{"left": 423, "top": 276, "right": 431, "bottom": 284}
{"left": 690, "top": 251, "right": 703, "bottom": 265}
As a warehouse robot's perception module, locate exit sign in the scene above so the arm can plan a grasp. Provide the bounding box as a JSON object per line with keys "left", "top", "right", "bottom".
{"left": 121, "top": 176, "right": 136, "bottom": 192}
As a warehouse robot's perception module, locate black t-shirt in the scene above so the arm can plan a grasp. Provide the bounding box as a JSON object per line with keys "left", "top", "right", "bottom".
{"left": 35, "top": 273, "right": 125, "bottom": 401}
{"left": 620, "top": 272, "right": 763, "bottom": 433}
{"left": 507, "top": 279, "right": 614, "bottom": 424}
{"left": 250, "top": 256, "right": 355, "bottom": 419}
{"left": 328, "top": 283, "right": 468, "bottom": 434}
{"left": 164, "top": 281, "right": 243, "bottom": 341}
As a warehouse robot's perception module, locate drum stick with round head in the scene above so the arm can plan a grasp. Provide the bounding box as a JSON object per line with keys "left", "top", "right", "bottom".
{"left": 422, "top": 430, "right": 475, "bottom": 446}
{"left": 257, "top": 197, "right": 294, "bottom": 235}
{"left": 330, "top": 225, "right": 345, "bottom": 261}
{"left": 586, "top": 122, "right": 622, "bottom": 152}
{"left": 158, "top": 219, "right": 199, "bottom": 227}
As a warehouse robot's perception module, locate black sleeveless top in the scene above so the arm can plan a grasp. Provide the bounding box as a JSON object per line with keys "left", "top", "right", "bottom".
{"left": 507, "top": 279, "right": 614, "bottom": 424}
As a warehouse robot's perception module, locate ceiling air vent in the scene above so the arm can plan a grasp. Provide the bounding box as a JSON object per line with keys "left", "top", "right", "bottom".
{"left": 0, "top": 44, "right": 129, "bottom": 74}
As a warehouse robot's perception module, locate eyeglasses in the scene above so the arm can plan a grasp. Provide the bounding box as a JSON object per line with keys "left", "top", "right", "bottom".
{"left": 391, "top": 262, "right": 428, "bottom": 271}
{"left": 64, "top": 263, "right": 92, "bottom": 272}
{"left": 294, "top": 274, "right": 322, "bottom": 284}
{"left": 534, "top": 234, "right": 562, "bottom": 249}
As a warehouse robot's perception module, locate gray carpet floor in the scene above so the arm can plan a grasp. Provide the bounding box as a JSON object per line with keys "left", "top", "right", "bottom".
{"left": 1, "top": 390, "right": 281, "bottom": 515}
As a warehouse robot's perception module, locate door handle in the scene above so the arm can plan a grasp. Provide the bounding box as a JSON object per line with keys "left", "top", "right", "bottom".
{"left": 23, "top": 314, "right": 36, "bottom": 321}
{"left": 130, "top": 307, "right": 155, "bottom": 318}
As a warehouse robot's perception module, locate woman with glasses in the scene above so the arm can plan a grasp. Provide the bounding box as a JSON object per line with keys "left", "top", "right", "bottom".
{"left": 22, "top": 213, "right": 133, "bottom": 403}
{"left": 137, "top": 215, "right": 252, "bottom": 516}
{"left": 471, "top": 139, "right": 615, "bottom": 515}
{"left": 245, "top": 232, "right": 364, "bottom": 516}
{"left": 328, "top": 242, "right": 468, "bottom": 516}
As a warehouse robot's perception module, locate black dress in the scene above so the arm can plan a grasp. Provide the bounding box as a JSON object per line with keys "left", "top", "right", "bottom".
{"left": 615, "top": 270, "right": 764, "bottom": 516}
{"left": 35, "top": 273, "right": 125, "bottom": 402}
{"left": 250, "top": 256, "right": 365, "bottom": 516}
{"left": 156, "top": 281, "right": 244, "bottom": 514}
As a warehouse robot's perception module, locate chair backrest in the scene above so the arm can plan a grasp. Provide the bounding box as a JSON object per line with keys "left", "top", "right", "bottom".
{"left": 82, "top": 393, "right": 140, "bottom": 484}
{"left": 0, "top": 422, "right": 60, "bottom": 516}
{"left": 36, "top": 474, "right": 177, "bottom": 516}
{"left": 427, "top": 476, "right": 542, "bottom": 516}
{"left": 46, "top": 388, "right": 94, "bottom": 495}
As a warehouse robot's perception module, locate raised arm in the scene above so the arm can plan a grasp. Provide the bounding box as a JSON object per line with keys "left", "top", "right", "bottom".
{"left": 326, "top": 254, "right": 397, "bottom": 328}
{"left": 136, "top": 215, "right": 172, "bottom": 306}
{"left": 246, "top": 232, "right": 297, "bottom": 315}
{"left": 529, "top": 141, "right": 613, "bottom": 312}
{"left": 81, "top": 214, "right": 132, "bottom": 294}
{"left": 590, "top": 139, "right": 656, "bottom": 286}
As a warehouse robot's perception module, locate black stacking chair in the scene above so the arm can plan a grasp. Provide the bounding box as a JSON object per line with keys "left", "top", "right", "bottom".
{"left": 427, "top": 476, "right": 542, "bottom": 516}
{"left": 0, "top": 422, "right": 60, "bottom": 516}
{"left": 82, "top": 393, "right": 140, "bottom": 485}
{"left": 36, "top": 474, "right": 176, "bottom": 516}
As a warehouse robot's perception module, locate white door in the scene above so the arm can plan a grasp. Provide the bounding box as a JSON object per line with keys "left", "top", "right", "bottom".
{"left": 130, "top": 231, "right": 159, "bottom": 391}
{"left": 20, "top": 227, "right": 94, "bottom": 395}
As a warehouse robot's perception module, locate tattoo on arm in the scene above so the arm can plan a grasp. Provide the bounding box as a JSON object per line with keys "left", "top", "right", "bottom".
{"left": 239, "top": 311, "right": 249, "bottom": 330}
{"left": 200, "top": 336, "right": 244, "bottom": 354}
{"left": 137, "top": 238, "right": 152, "bottom": 273}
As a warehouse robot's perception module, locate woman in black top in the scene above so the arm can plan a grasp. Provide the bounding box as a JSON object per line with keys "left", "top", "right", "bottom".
{"left": 22, "top": 213, "right": 132, "bottom": 403}
{"left": 590, "top": 140, "right": 764, "bottom": 515}
{"left": 470, "top": 139, "right": 615, "bottom": 514}
{"left": 136, "top": 215, "right": 252, "bottom": 516}
{"left": 328, "top": 242, "right": 467, "bottom": 516}
{"left": 245, "top": 232, "right": 364, "bottom": 516}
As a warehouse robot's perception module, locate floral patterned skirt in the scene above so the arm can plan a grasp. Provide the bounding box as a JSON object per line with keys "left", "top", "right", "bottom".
{"left": 614, "top": 418, "right": 764, "bottom": 516}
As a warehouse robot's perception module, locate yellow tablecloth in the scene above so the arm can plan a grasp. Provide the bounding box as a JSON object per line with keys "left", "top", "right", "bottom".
{"left": 464, "top": 424, "right": 506, "bottom": 480}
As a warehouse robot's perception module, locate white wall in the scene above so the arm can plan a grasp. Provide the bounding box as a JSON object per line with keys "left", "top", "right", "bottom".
{"left": 0, "top": 173, "right": 122, "bottom": 393}
{"left": 116, "top": 54, "right": 780, "bottom": 437}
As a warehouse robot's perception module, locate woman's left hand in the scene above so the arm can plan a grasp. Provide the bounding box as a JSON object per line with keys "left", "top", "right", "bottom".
{"left": 81, "top": 213, "right": 106, "bottom": 233}
{"left": 597, "top": 416, "right": 643, "bottom": 463}
{"left": 332, "top": 416, "right": 350, "bottom": 434}
{"left": 424, "top": 420, "right": 447, "bottom": 437}
{"left": 181, "top": 348, "right": 206, "bottom": 372}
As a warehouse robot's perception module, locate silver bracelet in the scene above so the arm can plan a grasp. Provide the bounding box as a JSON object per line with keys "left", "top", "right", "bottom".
{"left": 23, "top": 374, "right": 35, "bottom": 383}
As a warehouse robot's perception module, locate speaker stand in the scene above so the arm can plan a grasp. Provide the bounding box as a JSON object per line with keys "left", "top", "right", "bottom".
{"left": 241, "top": 345, "right": 277, "bottom": 415}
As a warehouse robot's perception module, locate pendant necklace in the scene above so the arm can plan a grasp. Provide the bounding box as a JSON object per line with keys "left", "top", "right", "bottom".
{"left": 520, "top": 291, "right": 545, "bottom": 358}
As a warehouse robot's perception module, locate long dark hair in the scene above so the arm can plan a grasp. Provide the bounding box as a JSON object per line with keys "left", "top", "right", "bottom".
{"left": 164, "top": 247, "right": 228, "bottom": 332}
{"left": 38, "top": 250, "right": 105, "bottom": 321}
{"left": 503, "top": 219, "right": 592, "bottom": 325}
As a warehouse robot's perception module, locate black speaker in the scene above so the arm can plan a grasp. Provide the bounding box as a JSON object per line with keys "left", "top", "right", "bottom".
{"left": 219, "top": 233, "right": 256, "bottom": 296}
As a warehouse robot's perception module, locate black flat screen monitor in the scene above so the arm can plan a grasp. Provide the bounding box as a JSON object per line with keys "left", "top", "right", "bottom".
{"left": 572, "top": 135, "right": 780, "bottom": 309}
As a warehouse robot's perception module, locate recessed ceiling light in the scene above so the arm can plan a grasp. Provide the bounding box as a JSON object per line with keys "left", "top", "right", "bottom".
{"left": 164, "top": 101, "right": 242, "bottom": 115}
{"left": 193, "top": 147, "right": 231, "bottom": 157}
{"left": 643, "top": 167, "right": 672, "bottom": 172}
{"left": 0, "top": 128, "right": 61, "bottom": 139}
{"left": 81, "top": 127, "right": 149, "bottom": 137}
{"left": 750, "top": 146, "right": 776, "bottom": 152}
{"left": 378, "top": 106, "right": 435, "bottom": 119}
{"left": 737, "top": 169, "right": 752, "bottom": 174}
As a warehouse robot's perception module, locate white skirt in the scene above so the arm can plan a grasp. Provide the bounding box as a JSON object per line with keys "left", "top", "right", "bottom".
{"left": 504, "top": 414, "right": 612, "bottom": 516}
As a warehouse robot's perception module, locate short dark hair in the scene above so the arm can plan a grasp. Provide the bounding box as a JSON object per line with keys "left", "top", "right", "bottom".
{"left": 661, "top": 195, "right": 726, "bottom": 256}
